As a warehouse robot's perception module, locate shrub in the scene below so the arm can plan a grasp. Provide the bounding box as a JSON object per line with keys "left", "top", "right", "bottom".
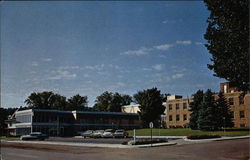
{"left": 187, "top": 134, "right": 221, "bottom": 140}
{"left": 127, "top": 138, "right": 168, "bottom": 145}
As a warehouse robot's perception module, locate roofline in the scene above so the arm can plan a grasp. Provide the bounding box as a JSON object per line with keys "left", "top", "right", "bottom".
{"left": 14, "top": 109, "right": 138, "bottom": 116}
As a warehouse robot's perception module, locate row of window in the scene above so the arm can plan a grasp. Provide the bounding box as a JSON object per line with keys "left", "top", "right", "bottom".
{"left": 168, "top": 103, "right": 188, "bottom": 111}
{"left": 228, "top": 97, "right": 244, "bottom": 105}
{"left": 168, "top": 111, "right": 245, "bottom": 122}
{"left": 169, "top": 114, "right": 187, "bottom": 121}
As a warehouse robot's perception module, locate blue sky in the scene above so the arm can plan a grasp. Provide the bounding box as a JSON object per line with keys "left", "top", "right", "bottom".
{"left": 1, "top": 1, "right": 224, "bottom": 108}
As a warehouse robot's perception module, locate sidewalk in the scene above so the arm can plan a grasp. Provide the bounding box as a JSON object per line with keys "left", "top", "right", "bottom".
{"left": 1, "top": 140, "right": 176, "bottom": 148}
{"left": 183, "top": 135, "right": 250, "bottom": 142}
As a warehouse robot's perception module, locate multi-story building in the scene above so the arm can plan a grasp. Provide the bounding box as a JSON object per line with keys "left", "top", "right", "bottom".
{"left": 121, "top": 82, "right": 249, "bottom": 129}
{"left": 5, "top": 109, "right": 140, "bottom": 136}
{"left": 220, "top": 82, "right": 250, "bottom": 128}
{"left": 166, "top": 95, "right": 192, "bottom": 128}
{"left": 165, "top": 82, "right": 250, "bottom": 128}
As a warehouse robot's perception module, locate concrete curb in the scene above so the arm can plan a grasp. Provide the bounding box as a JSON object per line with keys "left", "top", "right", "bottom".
{"left": 135, "top": 136, "right": 184, "bottom": 139}
{"left": 2, "top": 140, "right": 177, "bottom": 148}
{"left": 183, "top": 135, "right": 250, "bottom": 142}
{"left": 131, "top": 142, "right": 177, "bottom": 148}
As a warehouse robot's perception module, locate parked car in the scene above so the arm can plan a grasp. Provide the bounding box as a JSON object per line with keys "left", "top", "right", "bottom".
{"left": 92, "top": 130, "right": 104, "bottom": 138}
{"left": 82, "top": 130, "right": 94, "bottom": 138}
{"left": 102, "top": 129, "right": 114, "bottom": 138}
{"left": 113, "top": 129, "right": 129, "bottom": 138}
{"left": 20, "top": 132, "right": 48, "bottom": 141}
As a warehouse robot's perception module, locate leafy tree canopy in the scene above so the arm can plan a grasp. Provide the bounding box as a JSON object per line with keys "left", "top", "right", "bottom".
{"left": 189, "top": 90, "right": 204, "bottom": 130}
{"left": 94, "top": 91, "right": 132, "bottom": 112}
{"left": 25, "top": 91, "right": 89, "bottom": 111}
{"left": 67, "top": 94, "right": 88, "bottom": 111}
{"left": 133, "top": 88, "right": 165, "bottom": 128}
{"left": 204, "top": 0, "right": 249, "bottom": 91}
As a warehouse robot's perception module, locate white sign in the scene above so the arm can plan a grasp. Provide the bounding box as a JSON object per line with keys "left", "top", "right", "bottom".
{"left": 149, "top": 122, "right": 154, "bottom": 128}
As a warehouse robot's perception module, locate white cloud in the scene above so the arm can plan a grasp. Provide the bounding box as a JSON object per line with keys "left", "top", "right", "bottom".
{"left": 154, "top": 44, "right": 173, "bottom": 50}
{"left": 142, "top": 68, "right": 152, "bottom": 71}
{"left": 152, "top": 64, "right": 165, "bottom": 71}
{"left": 120, "top": 47, "right": 152, "bottom": 56}
{"left": 108, "top": 64, "right": 120, "bottom": 69}
{"left": 117, "top": 82, "right": 125, "bottom": 87}
{"left": 48, "top": 70, "right": 77, "bottom": 80}
{"left": 83, "top": 74, "right": 90, "bottom": 78}
{"left": 195, "top": 42, "right": 203, "bottom": 45}
{"left": 42, "top": 58, "right": 52, "bottom": 62}
{"left": 172, "top": 73, "right": 184, "bottom": 79}
{"left": 31, "top": 61, "right": 39, "bottom": 66}
{"left": 58, "top": 66, "right": 80, "bottom": 70}
{"left": 171, "top": 66, "right": 187, "bottom": 73}
{"left": 162, "top": 19, "right": 182, "bottom": 24}
{"left": 84, "top": 64, "right": 105, "bottom": 71}
{"left": 176, "top": 40, "right": 192, "bottom": 45}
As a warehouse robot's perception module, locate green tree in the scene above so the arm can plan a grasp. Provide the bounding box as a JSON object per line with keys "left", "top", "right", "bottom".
{"left": 161, "top": 93, "right": 171, "bottom": 102}
{"left": 216, "top": 92, "right": 234, "bottom": 128}
{"left": 94, "top": 91, "right": 132, "bottom": 112}
{"left": 204, "top": 0, "right": 249, "bottom": 91}
{"left": 67, "top": 94, "right": 88, "bottom": 111}
{"left": 133, "top": 88, "right": 165, "bottom": 128}
{"left": 25, "top": 91, "right": 67, "bottom": 110}
{"left": 189, "top": 90, "right": 204, "bottom": 130}
{"left": 0, "top": 107, "right": 17, "bottom": 136}
{"left": 197, "top": 89, "right": 218, "bottom": 131}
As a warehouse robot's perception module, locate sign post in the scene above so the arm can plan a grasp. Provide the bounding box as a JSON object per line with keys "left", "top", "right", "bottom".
{"left": 149, "top": 122, "right": 153, "bottom": 147}
{"left": 133, "top": 129, "right": 136, "bottom": 143}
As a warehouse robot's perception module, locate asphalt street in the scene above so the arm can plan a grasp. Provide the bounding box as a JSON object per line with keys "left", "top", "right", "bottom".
{"left": 1, "top": 138, "right": 249, "bottom": 160}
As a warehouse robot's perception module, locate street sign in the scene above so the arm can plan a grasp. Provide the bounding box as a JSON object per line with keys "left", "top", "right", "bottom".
{"left": 149, "top": 122, "right": 154, "bottom": 128}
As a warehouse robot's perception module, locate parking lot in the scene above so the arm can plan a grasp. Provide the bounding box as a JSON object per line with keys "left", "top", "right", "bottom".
{"left": 45, "top": 137, "right": 133, "bottom": 144}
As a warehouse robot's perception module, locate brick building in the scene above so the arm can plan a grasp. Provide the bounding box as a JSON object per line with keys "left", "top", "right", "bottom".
{"left": 165, "top": 82, "right": 250, "bottom": 128}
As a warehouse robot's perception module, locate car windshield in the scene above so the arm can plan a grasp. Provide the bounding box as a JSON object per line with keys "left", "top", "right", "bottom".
{"left": 104, "top": 129, "right": 113, "bottom": 132}
{"left": 116, "top": 130, "right": 124, "bottom": 133}
{"left": 30, "top": 133, "right": 39, "bottom": 136}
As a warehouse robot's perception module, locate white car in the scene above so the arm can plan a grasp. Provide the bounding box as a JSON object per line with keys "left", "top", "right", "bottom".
{"left": 102, "top": 129, "right": 114, "bottom": 138}
{"left": 113, "top": 129, "right": 129, "bottom": 138}
{"left": 92, "top": 130, "right": 104, "bottom": 138}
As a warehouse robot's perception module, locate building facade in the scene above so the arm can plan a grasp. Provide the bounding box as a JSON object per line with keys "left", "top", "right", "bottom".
{"left": 166, "top": 96, "right": 192, "bottom": 128}
{"left": 122, "top": 82, "right": 249, "bottom": 129}
{"left": 165, "top": 82, "right": 250, "bottom": 128}
{"left": 6, "top": 109, "right": 140, "bottom": 136}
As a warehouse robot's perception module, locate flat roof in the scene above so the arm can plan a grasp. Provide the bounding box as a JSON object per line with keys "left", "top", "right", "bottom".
{"left": 15, "top": 109, "right": 138, "bottom": 116}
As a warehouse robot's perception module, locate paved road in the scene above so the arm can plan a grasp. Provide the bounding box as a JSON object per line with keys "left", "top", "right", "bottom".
{"left": 1, "top": 138, "right": 249, "bottom": 160}
{"left": 45, "top": 137, "right": 133, "bottom": 144}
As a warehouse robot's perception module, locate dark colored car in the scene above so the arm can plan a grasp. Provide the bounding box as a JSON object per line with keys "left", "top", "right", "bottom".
{"left": 20, "top": 132, "right": 49, "bottom": 141}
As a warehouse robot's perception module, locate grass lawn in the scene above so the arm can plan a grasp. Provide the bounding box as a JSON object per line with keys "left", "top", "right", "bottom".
{"left": 127, "top": 128, "right": 250, "bottom": 137}
{"left": 0, "top": 136, "right": 20, "bottom": 141}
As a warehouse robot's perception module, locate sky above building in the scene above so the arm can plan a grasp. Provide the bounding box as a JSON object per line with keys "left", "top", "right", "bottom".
{"left": 1, "top": 1, "right": 224, "bottom": 108}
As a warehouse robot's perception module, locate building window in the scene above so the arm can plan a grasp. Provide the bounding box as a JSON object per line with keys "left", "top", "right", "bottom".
{"left": 228, "top": 97, "right": 234, "bottom": 105}
{"left": 176, "top": 103, "right": 179, "bottom": 110}
{"left": 183, "top": 103, "right": 187, "bottom": 109}
{"left": 239, "top": 96, "right": 244, "bottom": 105}
{"left": 169, "top": 104, "right": 172, "bottom": 111}
{"left": 169, "top": 115, "right": 172, "bottom": 121}
{"left": 176, "top": 115, "right": 180, "bottom": 121}
{"left": 240, "top": 124, "right": 246, "bottom": 128}
{"left": 183, "top": 114, "right": 187, "bottom": 121}
{"left": 240, "top": 111, "right": 245, "bottom": 118}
